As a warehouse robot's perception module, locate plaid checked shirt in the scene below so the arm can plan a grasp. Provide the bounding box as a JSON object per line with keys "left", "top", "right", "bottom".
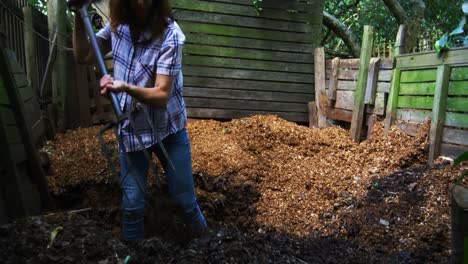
{"left": 97, "top": 20, "right": 187, "bottom": 152}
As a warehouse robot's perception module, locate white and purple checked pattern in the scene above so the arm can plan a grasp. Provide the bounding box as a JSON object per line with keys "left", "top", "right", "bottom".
{"left": 97, "top": 20, "right": 187, "bottom": 152}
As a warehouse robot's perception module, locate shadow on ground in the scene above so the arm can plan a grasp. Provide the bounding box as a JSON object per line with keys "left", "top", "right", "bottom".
{"left": 0, "top": 164, "right": 452, "bottom": 263}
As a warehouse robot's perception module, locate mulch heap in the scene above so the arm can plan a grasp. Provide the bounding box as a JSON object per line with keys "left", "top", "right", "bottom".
{"left": 2, "top": 115, "right": 466, "bottom": 263}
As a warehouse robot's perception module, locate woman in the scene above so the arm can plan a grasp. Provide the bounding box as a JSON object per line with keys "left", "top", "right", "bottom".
{"left": 72, "top": 0, "right": 207, "bottom": 241}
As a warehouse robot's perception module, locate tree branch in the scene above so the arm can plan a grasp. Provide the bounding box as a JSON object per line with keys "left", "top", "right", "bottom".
{"left": 322, "top": 11, "right": 361, "bottom": 57}
{"left": 381, "top": 0, "right": 408, "bottom": 24}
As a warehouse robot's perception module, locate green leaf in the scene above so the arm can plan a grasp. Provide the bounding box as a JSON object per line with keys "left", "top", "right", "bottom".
{"left": 454, "top": 151, "right": 468, "bottom": 166}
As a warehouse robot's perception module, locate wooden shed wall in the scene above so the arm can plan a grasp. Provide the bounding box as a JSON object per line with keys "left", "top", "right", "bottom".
{"left": 174, "top": 0, "right": 324, "bottom": 122}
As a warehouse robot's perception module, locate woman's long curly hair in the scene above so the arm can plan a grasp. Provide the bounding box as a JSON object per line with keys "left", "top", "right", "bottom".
{"left": 109, "top": 0, "right": 174, "bottom": 41}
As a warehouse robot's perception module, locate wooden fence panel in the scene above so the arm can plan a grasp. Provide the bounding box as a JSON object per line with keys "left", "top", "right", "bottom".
{"left": 176, "top": 0, "right": 323, "bottom": 122}
{"left": 386, "top": 47, "right": 468, "bottom": 160}
{"left": 101, "top": 0, "right": 323, "bottom": 122}
{"left": 322, "top": 58, "right": 393, "bottom": 122}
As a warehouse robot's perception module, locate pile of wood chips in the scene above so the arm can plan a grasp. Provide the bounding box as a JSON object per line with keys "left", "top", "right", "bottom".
{"left": 41, "top": 114, "right": 465, "bottom": 261}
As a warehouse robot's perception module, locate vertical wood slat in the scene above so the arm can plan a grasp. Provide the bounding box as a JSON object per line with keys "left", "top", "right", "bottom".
{"left": 308, "top": 101, "right": 318, "bottom": 128}
{"left": 23, "top": 7, "right": 35, "bottom": 90}
{"left": 0, "top": 44, "right": 50, "bottom": 210}
{"left": 365, "top": 58, "right": 381, "bottom": 105}
{"left": 428, "top": 65, "right": 451, "bottom": 164}
{"left": 328, "top": 57, "right": 340, "bottom": 103}
{"left": 314, "top": 47, "right": 327, "bottom": 128}
{"left": 351, "top": 25, "right": 374, "bottom": 142}
{"left": 384, "top": 25, "right": 406, "bottom": 136}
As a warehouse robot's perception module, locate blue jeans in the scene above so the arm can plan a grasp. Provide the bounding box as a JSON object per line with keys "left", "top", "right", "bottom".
{"left": 119, "top": 128, "right": 207, "bottom": 241}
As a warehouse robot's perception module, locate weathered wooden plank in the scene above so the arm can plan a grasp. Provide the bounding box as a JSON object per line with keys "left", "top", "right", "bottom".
{"left": 396, "top": 109, "right": 432, "bottom": 122}
{"left": 396, "top": 47, "right": 468, "bottom": 69}
{"left": 13, "top": 73, "right": 27, "bottom": 88}
{"left": 178, "top": 21, "right": 311, "bottom": 43}
{"left": 314, "top": 47, "right": 327, "bottom": 127}
{"left": 327, "top": 80, "right": 390, "bottom": 93}
{"left": 330, "top": 80, "right": 356, "bottom": 91}
{"left": 335, "top": 90, "right": 354, "bottom": 110}
{"left": 400, "top": 69, "right": 438, "bottom": 83}
{"left": 378, "top": 70, "right": 392, "bottom": 82}
{"left": 328, "top": 57, "right": 339, "bottom": 101}
{"left": 367, "top": 92, "right": 386, "bottom": 115}
{"left": 323, "top": 106, "right": 352, "bottom": 122}
{"left": 429, "top": 65, "right": 451, "bottom": 164}
{"left": 397, "top": 96, "right": 434, "bottom": 109}
{"left": 184, "top": 44, "right": 314, "bottom": 64}
{"left": 18, "top": 86, "right": 33, "bottom": 101}
{"left": 337, "top": 70, "right": 359, "bottom": 81}
{"left": 351, "top": 25, "right": 374, "bottom": 142}
{"left": 441, "top": 143, "right": 468, "bottom": 158}
{"left": 447, "top": 97, "right": 468, "bottom": 112}
{"left": 330, "top": 58, "right": 392, "bottom": 70}
{"left": 445, "top": 112, "right": 468, "bottom": 128}
{"left": 0, "top": 79, "right": 10, "bottom": 105}
{"left": 184, "top": 97, "right": 306, "bottom": 112}
{"left": 185, "top": 34, "right": 314, "bottom": 53}
{"left": 365, "top": 58, "right": 381, "bottom": 104}
{"left": 183, "top": 66, "right": 313, "bottom": 83}
{"left": 399, "top": 82, "right": 436, "bottom": 95}
{"left": 308, "top": 101, "right": 318, "bottom": 127}
{"left": 396, "top": 121, "right": 425, "bottom": 136}
{"left": 183, "top": 76, "right": 312, "bottom": 93}
{"left": 442, "top": 128, "right": 468, "bottom": 146}
{"left": 184, "top": 87, "right": 313, "bottom": 103}
{"left": 186, "top": 107, "right": 308, "bottom": 122}
{"left": 449, "top": 81, "right": 468, "bottom": 95}
{"left": 384, "top": 68, "right": 402, "bottom": 135}
{"left": 451, "top": 67, "right": 468, "bottom": 81}
{"left": 207, "top": 0, "right": 317, "bottom": 13}
{"left": 5, "top": 50, "right": 23, "bottom": 74}
{"left": 175, "top": 9, "right": 309, "bottom": 33}
{"left": 173, "top": 0, "right": 313, "bottom": 22}
{"left": 183, "top": 56, "right": 311, "bottom": 73}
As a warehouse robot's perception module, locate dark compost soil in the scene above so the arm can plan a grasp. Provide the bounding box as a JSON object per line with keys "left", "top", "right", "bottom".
{"left": 1, "top": 115, "right": 466, "bottom": 263}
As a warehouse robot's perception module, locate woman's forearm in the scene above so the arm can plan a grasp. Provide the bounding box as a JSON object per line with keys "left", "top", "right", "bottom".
{"left": 125, "top": 85, "right": 170, "bottom": 108}
{"left": 72, "top": 14, "right": 93, "bottom": 64}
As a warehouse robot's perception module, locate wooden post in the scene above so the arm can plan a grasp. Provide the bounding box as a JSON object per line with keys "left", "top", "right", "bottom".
{"left": 22, "top": 7, "right": 36, "bottom": 92}
{"left": 308, "top": 101, "right": 318, "bottom": 128}
{"left": 351, "top": 25, "right": 374, "bottom": 142}
{"left": 314, "top": 47, "right": 328, "bottom": 128}
{"left": 47, "top": 0, "right": 68, "bottom": 131}
{"left": 428, "top": 65, "right": 451, "bottom": 164}
{"left": 384, "top": 25, "right": 406, "bottom": 136}
{"left": 328, "top": 57, "right": 340, "bottom": 104}
{"left": 394, "top": 25, "right": 406, "bottom": 57}
{"left": 451, "top": 184, "right": 468, "bottom": 264}
{"left": 366, "top": 114, "right": 377, "bottom": 142}
{"left": 365, "top": 58, "right": 381, "bottom": 105}
{"left": 0, "top": 79, "right": 27, "bottom": 220}
{"left": 0, "top": 42, "right": 51, "bottom": 210}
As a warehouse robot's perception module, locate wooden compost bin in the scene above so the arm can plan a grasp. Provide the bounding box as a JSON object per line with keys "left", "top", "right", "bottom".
{"left": 103, "top": 0, "right": 324, "bottom": 122}
{"left": 385, "top": 47, "right": 468, "bottom": 162}
{"left": 323, "top": 58, "right": 393, "bottom": 123}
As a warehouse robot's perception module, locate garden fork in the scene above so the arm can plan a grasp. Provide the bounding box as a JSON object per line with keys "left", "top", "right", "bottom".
{"left": 67, "top": 0, "right": 175, "bottom": 199}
